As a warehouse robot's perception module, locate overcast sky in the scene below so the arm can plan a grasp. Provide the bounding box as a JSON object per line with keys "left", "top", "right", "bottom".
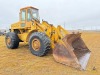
{"left": 0, "top": 0, "right": 100, "bottom": 30}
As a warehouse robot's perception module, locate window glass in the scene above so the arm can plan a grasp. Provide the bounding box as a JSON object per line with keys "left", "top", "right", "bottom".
{"left": 27, "top": 9, "right": 32, "bottom": 21}
{"left": 31, "top": 9, "right": 39, "bottom": 20}
{"left": 21, "top": 10, "right": 25, "bottom": 21}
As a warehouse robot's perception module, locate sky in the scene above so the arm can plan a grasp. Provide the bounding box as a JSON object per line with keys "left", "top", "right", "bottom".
{"left": 0, "top": 0, "right": 100, "bottom": 30}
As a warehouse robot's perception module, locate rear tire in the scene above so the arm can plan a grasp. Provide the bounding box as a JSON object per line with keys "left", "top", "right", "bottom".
{"left": 29, "top": 32, "right": 51, "bottom": 56}
{"left": 5, "top": 32, "right": 19, "bottom": 49}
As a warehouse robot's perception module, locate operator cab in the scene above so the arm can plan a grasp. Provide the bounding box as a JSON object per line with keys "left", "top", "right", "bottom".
{"left": 20, "top": 6, "right": 39, "bottom": 22}
{"left": 19, "top": 6, "right": 40, "bottom": 28}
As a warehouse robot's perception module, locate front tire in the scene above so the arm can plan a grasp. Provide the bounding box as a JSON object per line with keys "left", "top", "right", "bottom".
{"left": 5, "top": 32, "right": 19, "bottom": 49}
{"left": 29, "top": 32, "right": 51, "bottom": 56}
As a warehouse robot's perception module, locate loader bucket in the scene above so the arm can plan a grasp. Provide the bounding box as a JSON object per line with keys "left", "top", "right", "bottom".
{"left": 53, "top": 33, "right": 91, "bottom": 70}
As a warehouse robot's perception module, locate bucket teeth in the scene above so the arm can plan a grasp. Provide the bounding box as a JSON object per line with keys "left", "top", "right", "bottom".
{"left": 53, "top": 33, "right": 91, "bottom": 70}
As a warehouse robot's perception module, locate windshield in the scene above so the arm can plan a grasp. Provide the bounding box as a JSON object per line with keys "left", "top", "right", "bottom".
{"left": 31, "top": 8, "right": 39, "bottom": 20}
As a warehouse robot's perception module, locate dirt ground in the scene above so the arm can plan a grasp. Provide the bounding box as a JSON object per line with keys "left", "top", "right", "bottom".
{"left": 0, "top": 32, "right": 100, "bottom": 75}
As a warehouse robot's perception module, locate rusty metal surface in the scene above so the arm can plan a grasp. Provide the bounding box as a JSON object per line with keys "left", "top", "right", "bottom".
{"left": 53, "top": 33, "right": 91, "bottom": 70}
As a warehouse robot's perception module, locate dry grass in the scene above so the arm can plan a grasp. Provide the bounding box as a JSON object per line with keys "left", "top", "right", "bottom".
{"left": 0, "top": 32, "right": 100, "bottom": 75}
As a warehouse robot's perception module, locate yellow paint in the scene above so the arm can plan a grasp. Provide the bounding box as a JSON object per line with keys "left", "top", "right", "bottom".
{"left": 11, "top": 6, "right": 69, "bottom": 49}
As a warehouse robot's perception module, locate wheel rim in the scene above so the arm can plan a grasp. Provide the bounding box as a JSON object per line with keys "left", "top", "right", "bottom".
{"left": 6, "top": 37, "right": 11, "bottom": 45}
{"left": 32, "top": 38, "right": 41, "bottom": 51}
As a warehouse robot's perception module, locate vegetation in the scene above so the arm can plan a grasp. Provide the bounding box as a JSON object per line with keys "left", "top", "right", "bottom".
{"left": 0, "top": 32, "right": 99, "bottom": 75}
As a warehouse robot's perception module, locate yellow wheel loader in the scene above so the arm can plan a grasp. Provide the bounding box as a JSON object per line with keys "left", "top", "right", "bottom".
{"left": 5, "top": 6, "right": 91, "bottom": 70}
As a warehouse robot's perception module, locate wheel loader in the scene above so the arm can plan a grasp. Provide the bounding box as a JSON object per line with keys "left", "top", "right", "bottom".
{"left": 5, "top": 6, "right": 91, "bottom": 70}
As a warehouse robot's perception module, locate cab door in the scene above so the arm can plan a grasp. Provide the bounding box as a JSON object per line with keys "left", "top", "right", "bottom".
{"left": 20, "top": 9, "right": 26, "bottom": 28}
{"left": 26, "top": 9, "right": 32, "bottom": 28}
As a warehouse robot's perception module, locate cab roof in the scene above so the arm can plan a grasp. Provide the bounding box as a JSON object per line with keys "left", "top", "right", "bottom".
{"left": 20, "top": 6, "right": 38, "bottom": 10}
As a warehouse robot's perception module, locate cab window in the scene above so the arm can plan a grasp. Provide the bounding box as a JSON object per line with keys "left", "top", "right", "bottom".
{"left": 21, "top": 10, "right": 26, "bottom": 21}
{"left": 27, "top": 9, "right": 32, "bottom": 21}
